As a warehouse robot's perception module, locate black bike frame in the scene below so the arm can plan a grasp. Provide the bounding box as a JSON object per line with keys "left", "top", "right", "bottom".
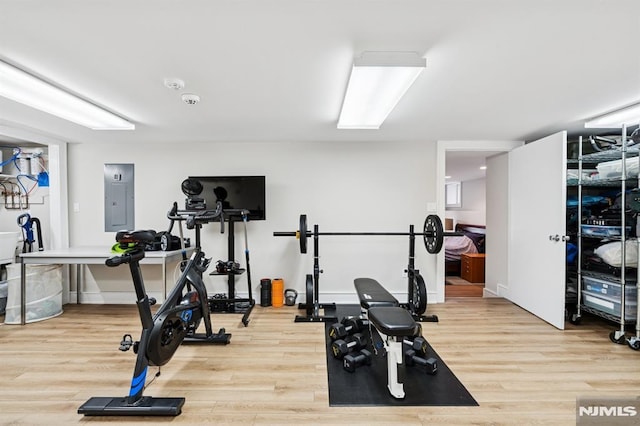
{"left": 126, "top": 248, "right": 212, "bottom": 401}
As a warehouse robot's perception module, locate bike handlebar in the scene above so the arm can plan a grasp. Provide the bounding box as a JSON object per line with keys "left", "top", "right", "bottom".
{"left": 105, "top": 248, "right": 145, "bottom": 267}
{"left": 166, "top": 200, "right": 225, "bottom": 233}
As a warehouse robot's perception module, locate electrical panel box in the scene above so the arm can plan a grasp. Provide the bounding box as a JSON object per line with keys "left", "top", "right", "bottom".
{"left": 104, "top": 163, "right": 134, "bottom": 232}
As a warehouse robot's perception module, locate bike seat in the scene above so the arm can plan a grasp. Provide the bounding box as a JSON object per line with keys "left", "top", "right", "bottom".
{"left": 115, "top": 230, "right": 157, "bottom": 244}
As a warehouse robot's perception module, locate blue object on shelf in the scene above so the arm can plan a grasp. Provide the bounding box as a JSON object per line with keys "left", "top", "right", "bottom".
{"left": 37, "top": 171, "right": 49, "bottom": 187}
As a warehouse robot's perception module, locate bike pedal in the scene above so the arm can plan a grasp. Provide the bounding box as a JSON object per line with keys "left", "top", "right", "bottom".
{"left": 119, "top": 334, "right": 133, "bottom": 351}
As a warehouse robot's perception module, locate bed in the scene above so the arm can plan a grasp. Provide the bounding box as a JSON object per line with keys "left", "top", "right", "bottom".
{"left": 445, "top": 223, "right": 486, "bottom": 276}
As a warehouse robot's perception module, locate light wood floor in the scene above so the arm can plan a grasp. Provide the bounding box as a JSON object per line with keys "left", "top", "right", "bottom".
{"left": 445, "top": 276, "right": 484, "bottom": 297}
{"left": 1, "top": 299, "right": 639, "bottom": 425}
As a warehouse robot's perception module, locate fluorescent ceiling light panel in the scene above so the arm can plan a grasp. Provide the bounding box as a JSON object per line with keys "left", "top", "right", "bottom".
{"left": 584, "top": 102, "right": 640, "bottom": 128}
{"left": 0, "top": 60, "right": 134, "bottom": 130}
{"left": 338, "top": 52, "right": 426, "bottom": 129}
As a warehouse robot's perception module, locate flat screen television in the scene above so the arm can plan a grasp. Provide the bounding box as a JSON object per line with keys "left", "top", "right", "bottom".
{"left": 188, "top": 176, "right": 266, "bottom": 221}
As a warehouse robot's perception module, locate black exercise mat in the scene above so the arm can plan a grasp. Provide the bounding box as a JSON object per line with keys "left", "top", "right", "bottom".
{"left": 325, "top": 304, "right": 478, "bottom": 407}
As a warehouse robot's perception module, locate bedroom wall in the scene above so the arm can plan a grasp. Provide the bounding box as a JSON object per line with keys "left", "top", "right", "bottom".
{"left": 485, "top": 152, "right": 509, "bottom": 297}
{"left": 445, "top": 177, "right": 486, "bottom": 227}
{"left": 67, "top": 140, "right": 439, "bottom": 304}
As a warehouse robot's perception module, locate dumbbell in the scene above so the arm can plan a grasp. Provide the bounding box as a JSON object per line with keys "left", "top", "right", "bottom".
{"left": 343, "top": 349, "right": 372, "bottom": 373}
{"left": 331, "top": 333, "right": 368, "bottom": 359}
{"left": 405, "top": 349, "right": 438, "bottom": 375}
{"left": 403, "top": 336, "right": 428, "bottom": 356}
{"left": 328, "top": 316, "right": 369, "bottom": 340}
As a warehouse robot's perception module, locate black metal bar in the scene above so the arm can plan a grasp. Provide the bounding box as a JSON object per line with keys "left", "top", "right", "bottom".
{"left": 274, "top": 231, "right": 459, "bottom": 237}
{"left": 407, "top": 225, "right": 416, "bottom": 274}
{"left": 317, "top": 231, "right": 461, "bottom": 236}
{"left": 294, "top": 223, "right": 337, "bottom": 323}
{"left": 227, "top": 220, "right": 235, "bottom": 304}
{"left": 313, "top": 224, "right": 320, "bottom": 317}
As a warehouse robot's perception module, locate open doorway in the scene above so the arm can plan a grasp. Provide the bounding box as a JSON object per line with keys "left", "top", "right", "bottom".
{"left": 434, "top": 140, "right": 524, "bottom": 303}
{"left": 443, "top": 152, "right": 489, "bottom": 298}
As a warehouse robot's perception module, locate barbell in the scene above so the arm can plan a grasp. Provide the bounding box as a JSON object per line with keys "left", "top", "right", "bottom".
{"left": 273, "top": 214, "right": 457, "bottom": 254}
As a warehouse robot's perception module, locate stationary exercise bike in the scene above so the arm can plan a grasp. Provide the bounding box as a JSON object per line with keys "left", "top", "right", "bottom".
{"left": 78, "top": 202, "right": 230, "bottom": 417}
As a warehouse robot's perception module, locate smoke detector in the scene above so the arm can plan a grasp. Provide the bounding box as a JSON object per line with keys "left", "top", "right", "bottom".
{"left": 181, "top": 93, "right": 201, "bottom": 105}
{"left": 164, "top": 78, "right": 185, "bottom": 90}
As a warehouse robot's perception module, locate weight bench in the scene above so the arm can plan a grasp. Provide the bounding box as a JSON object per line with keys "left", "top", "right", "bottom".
{"left": 354, "top": 278, "right": 422, "bottom": 399}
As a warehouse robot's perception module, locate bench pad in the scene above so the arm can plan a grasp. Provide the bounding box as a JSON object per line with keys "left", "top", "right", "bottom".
{"left": 368, "top": 307, "right": 419, "bottom": 337}
{"left": 354, "top": 277, "right": 399, "bottom": 309}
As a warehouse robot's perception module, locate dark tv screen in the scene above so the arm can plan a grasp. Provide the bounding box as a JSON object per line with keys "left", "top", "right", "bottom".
{"left": 188, "top": 176, "right": 266, "bottom": 220}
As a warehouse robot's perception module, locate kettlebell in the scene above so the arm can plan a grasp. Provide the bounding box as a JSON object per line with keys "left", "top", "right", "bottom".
{"left": 284, "top": 289, "right": 298, "bottom": 306}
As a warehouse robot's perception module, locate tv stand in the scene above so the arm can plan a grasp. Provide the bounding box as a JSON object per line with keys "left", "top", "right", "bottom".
{"left": 208, "top": 216, "right": 255, "bottom": 326}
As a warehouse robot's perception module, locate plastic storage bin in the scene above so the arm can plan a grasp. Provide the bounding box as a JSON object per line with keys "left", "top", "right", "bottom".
{"left": 580, "top": 225, "right": 631, "bottom": 237}
{"left": 583, "top": 276, "right": 637, "bottom": 299}
{"left": 596, "top": 157, "right": 640, "bottom": 179}
{"left": 582, "top": 287, "right": 638, "bottom": 322}
{"left": 4, "top": 263, "right": 63, "bottom": 324}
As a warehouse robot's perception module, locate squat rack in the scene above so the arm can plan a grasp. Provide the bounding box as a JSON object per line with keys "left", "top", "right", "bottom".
{"left": 274, "top": 214, "right": 457, "bottom": 322}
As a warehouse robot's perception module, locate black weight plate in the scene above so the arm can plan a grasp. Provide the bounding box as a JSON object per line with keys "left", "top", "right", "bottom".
{"left": 411, "top": 273, "right": 428, "bottom": 315}
{"left": 423, "top": 215, "right": 443, "bottom": 254}
{"left": 305, "top": 274, "right": 314, "bottom": 316}
{"left": 299, "top": 214, "right": 308, "bottom": 254}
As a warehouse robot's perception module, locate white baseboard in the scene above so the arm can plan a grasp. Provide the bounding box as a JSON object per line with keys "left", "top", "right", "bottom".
{"left": 497, "top": 284, "right": 509, "bottom": 297}
{"left": 67, "top": 290, "right": 440, "bottom": 305}
{"left": 70, "top": 291, "right": 164, "bottom": 304}
{"left": 483, "top": 287, "right": 500, "bottom": 298}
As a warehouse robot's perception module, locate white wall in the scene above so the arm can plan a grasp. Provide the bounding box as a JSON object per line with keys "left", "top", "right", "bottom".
{"left": 445, "top": 177, "right": 486, "bottom": 226}
{"left": 67, "top": 140, "right": 438, "bottom": 304}
{"left": 485, "top": 152, "right": 509, "bottom": 297}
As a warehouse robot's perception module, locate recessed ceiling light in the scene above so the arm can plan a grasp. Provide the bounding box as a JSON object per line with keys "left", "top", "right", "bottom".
{"left": 480, "top": 166, "right": 487, "bottom": 170}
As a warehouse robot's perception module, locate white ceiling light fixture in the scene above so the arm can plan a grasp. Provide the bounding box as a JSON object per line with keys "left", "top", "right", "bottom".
{"left": 0, "top": 60, "right": 134, "bottom": 130}
{"left": 337, "top": 51, "right": 426, "bottom": 130}
{"left": 584, "top": 102, "right": 640, "bottom": 128}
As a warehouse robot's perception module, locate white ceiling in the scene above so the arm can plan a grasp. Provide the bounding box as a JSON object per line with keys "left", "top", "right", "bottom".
{"left": 445, "top": 150, "right": 503, "bottom": 183}
{"left": 1, "top": 0, "right": 639, "bottom": 150}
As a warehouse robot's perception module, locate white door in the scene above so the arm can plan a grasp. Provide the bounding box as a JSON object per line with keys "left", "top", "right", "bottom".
{"left": 508, "top": 131, "right": 567, "bottom": 329}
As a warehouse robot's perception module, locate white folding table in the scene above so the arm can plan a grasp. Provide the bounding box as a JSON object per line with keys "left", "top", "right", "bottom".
{"left": 18, "top": 247, "right": 191, "bottom": 325}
